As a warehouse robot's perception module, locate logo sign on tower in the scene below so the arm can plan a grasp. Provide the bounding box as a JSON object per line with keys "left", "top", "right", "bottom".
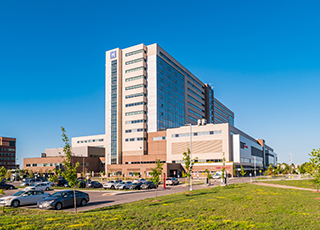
{"left": 110, "top": 51, "right": 116, "bottom": 59}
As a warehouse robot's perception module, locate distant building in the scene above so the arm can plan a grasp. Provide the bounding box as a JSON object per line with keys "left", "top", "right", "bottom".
{"left": 0, "top": 137, "right": 16, "bottom": 169}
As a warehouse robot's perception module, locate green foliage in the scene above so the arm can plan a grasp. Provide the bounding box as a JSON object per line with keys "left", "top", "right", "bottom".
{"left": 240, "top": 165, "right": 246, "bottom": 177}
{"left": 205, "top": 169, "right": 211, "bottom": 180}
{"left": 233, "top": 164, "right": 236, "bottom": 177}
{"left": 29, "top": 170, "right": 34, "bottom": 179}
{"left": 0, "top": 166, "right": 6, "bottom": 181}
{"left": 133, "top": 172, "right": 139, "bottom": 177}
{"left": 182, "top": 148, "right": 197, "bottom": 188}
{"left": 150, "top": 159, "right": 163, "bottom": 200}
{"left": 48, "top": 169, "right": 59, "bottom": 183}
{"left": 264, "top": 164, "right": 273, "bottom": 176}
{"left": 307, "top": 148, "right": 320, "bottom": 189}
{"left": 58, "top": 127, "right": 79, "bottom": 188}
{"left": 38, "top": 169, "right": 43, "bottom": 177}
{"left": 6, "top": 170, "right": 12, "bottom": 181}
{"left": 299, "top": 162, "right": 309, "bottom": 174}
{"left": 221, "top": 152, "right": 226, "bottom": 181}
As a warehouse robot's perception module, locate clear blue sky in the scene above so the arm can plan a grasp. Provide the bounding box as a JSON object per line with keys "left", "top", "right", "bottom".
{"left": 1, "top": 1, "right": 319, "bottom": 165}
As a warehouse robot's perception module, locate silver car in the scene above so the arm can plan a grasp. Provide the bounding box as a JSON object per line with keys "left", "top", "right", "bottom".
{"left": 103, "top": 180, "right": 122, "bottom": 189}
{"left": 116, "top": 181, "right": 132, "bottom": 190}
{"left": 0, "top": 190, "right": 50, "bottom": 208}
{"left": 24, "top": 182, "right": 51, "bottom": 191}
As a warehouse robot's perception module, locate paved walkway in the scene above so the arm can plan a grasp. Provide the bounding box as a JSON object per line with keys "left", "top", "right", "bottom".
{"left": 255, "top": 182, "right": 317, "bottom": 191}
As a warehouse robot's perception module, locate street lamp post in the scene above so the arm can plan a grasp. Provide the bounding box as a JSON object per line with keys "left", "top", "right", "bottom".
{"left": 254, "top": 156, "right": 257, "bottom": 180}
{"left": 139, "top": 147, "right": 142, "bottom": 178}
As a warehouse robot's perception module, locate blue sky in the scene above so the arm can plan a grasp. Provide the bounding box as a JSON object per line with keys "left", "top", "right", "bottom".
{"left": 1, "top": 0, "right": 319, "bottom": 165}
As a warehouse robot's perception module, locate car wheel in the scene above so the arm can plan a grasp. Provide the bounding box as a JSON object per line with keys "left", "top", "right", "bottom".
{"left": 9, "top": 186, "right": 13, "bottom": 190}
{"left": 111, "top": 185, "right": 115, "bottom": 189}
{"left": 80, "top": 199, "right": 87, "bottom": 206}
{"left": 45, "top": 187, "right": 49, "bottom": 191}
{"left": 12, "top": 200, "right": 20, "bottom": 208}
{"left": 55, "top": 202, "right": 62, "bottom": 210}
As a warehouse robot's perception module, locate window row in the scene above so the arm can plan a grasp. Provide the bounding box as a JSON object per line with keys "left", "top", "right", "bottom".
{"left": 125, "top": 137, "right": 147, "bottom": 142}
{"left": 125, "top": 101, "right": 146, "bottom": 107}
{"left": 188, "top": 81, "right": 203, "bottom": 95}
{"left": 125, "top": 119, "right": 146, "bottom": 124}
{"left": 152, "top": 136, "right": 166, "bottom": 141}
{"left": 125, "top": 49, "right": 144, "bottom": 57}
{"left": 214, "top": 101, "right": 233, "bottom": 117}
{"left": 125, "top": 110, "right": 146, "bottom": 116}
{"left": 188, "top": 102, "right": 203, "bottom": 113}
{"left": 188, "top": 95, "right": 203, "bottom": 106}
{"left": 188, "top": 108, "right": 203, "bottom": 118}
{"left": 171, "top": 130, "right": 222, "bottom": 138}
{"left": 159, "top": 52, "right": 203, "bottom": 89}
{"left": 125, "top": 128, "right": 146, "bottom": 133}
{"left": 0, "top": 157, "right": 15, "bottom": 161}
{"left": 0, "top": 162, "right": 15, "bottom": 165}
{"left": 125, "top": 75, "right": 146, "bottom": 82}
{"left": 76, "top": 139, "right": 104, "bottom": 144}
{"left": 0, "top": 148, "right": 15, "bottom": 152}
{"left": 125, "top": 66, "right": 146, "bottom": 74}
{"left": 125, "top": 58, "right": 145, "bottom": 65}
{"left": 188, "top": 88, "right": 204, "bottom": 100}
{"left": 125, "top": 84, "right": 146, "bottom": 90}
{"left": 125, "top": 92, "right": 146, "bottom": 99}
{"left": 188, "top": 115, "right": 198, "bottom": 122}
{"left": 0, "top": 153, "right": 14, "bottom": 156}
{"left": 214, "top": 111, "right": 229, "bottom": 122}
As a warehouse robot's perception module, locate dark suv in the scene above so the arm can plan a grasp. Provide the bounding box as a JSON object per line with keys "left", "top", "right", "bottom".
{"left": 0, "top": 182, "right": 15, "bottom": 190}
{"left": 55, "top": 179, "right": 69, "bottom": 187}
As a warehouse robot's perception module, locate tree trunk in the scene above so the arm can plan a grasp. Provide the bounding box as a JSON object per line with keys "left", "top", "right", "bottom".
{"left": 73, "top": 187, "right": 77, "bottom": 214}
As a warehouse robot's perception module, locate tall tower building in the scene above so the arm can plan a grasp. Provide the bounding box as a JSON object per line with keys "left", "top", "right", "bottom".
{"left": 105, "top": 43, "right": 234, "bottom": 166}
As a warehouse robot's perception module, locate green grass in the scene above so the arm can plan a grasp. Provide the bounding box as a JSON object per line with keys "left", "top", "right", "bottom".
{"left": 261, "top": 179, "right": 316, "bottom": 189}
{"left": 1, "top": 183, "right": 320, "bottom": 229}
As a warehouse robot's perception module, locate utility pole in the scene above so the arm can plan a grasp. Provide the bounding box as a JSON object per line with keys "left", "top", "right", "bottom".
{"left": 189, "top": 124, "right": 193, "bottom": 191}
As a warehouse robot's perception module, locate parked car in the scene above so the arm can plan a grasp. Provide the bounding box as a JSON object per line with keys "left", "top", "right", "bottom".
{"left": 129, "top": 182, "right": 143, "bottom": 190}
{"left": 0, "top": 182, "right": 15, "bottom": 190}
{"left": 20, "top": 178, "right": 42, "bottom": 187}
{"left": 55, "top": 179, "right": 69, "bottom": 187}
{"left": 37, "top": 190, "right": 90, "bottom": 210}
{"left": 212, "top": 173, "right": 221, "bottom": 179}
{"left": 116, "top": 181, "right": 132, "bottom": 190}
{"left": 24, "top": 182, "right": 51, "bottom": 191}
{"left": 103, "top": 180, "right": 122, "bottom": 189}
{"left": 141, "top": 181, "right": 157, "bottom": 189}
{"left": 44, "top": 180, "right": 54, "bottom": 186}
{"left": 86, "top": 181, "right": 103, "bottom": 188}
{"left": 133, "top": 178, "right": 147, "bottom": 183}
{"left": 165, "top": 177, "right": 179, "bottom": 185}
{"left": 0, "top": 190, "right": 50, "bottom": 208}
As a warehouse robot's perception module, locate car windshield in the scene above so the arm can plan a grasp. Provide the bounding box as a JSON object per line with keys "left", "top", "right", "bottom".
{"left": 166, "top": 179, "right": 171, "bottom": 180}
{"left": 118, "top": 182, "right": 125, "bottom": 185}
{"left": 29, "top": 183, "right": 36, "bottom": 186}
{"left": 50, "top": 192, "right": 63, "bottom": 198}
{"left": 132, "top": 183, "right": 139, "bottom": 185}
{"left": 108, "top": 181, "right": 115, "bottom": 183}
{"left": 13, "top": 191, "right": 25, "bottom": 196}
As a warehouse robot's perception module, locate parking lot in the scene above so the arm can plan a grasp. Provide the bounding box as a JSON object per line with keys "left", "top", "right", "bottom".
{"left": 1, "top": 177, "right": 248, "bottom": 212}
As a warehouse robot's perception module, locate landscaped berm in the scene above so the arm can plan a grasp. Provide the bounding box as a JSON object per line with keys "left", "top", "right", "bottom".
{"left": 1, "top": 183, "right": 320, "bottom": 229}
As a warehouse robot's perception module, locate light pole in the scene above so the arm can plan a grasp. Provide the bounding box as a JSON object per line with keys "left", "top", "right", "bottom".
{"left": 139, "top": 147, "right": 142, "bottom": 178}
{"left": 254, "top": 156, "right": 256, "bottom": 180}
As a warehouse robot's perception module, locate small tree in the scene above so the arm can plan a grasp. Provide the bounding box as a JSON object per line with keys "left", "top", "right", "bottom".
{"left": 150, "top": 160, "right": 163, "bottom": 201}
{"left": 0, "top": 167, "right": 6, "bottom": 182}
{"left": 221, "top": 152, "right": 226, "bottom": 185}
{"left": 38, "top": 169, "right": 43, "bottom": 177}
{"left": 205, "top": 169, "right": 211, "bottom": 185}
{"left": 264, "top": 164, "right": 273, "bottom": 177}
{"left": 240, "top": 165, "right": 246, "bottom": 181}
{"left": 58, "top": 127, "right": 80, "bottom": 213}
{"left": 182, "top": 148, "right": 197, "bottom": 191}
{"left": 133, "top": 171, "right": 139, "bottom": 177}
{"left": 48, "top": 169, "right": 59, "bottom": 184}
{"left": 308, "top": 148, "right": 320, "bottom": 192}
{"left": 29, "top": 170, "right": 34, "bottom": 179}
{"left": 233, "top": 164, "right": 236, "bottom": 177}
{"left": 5, "top": 170, "right": 12, "bottom": 181}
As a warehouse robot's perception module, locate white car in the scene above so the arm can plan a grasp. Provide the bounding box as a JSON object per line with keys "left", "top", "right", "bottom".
{"left": 116, "top": 181, "right": 132, "bottom": 190}
{"left": 133, "top": 178, "right": 146, "bottom": 183}
{"left": 103, "top": 180, "right": 122, "bottom": 189}
{"left": 0, "top": 190, "right": 50, "bottom": 208}
{"left": 24, "top": 182, "right": 51, "bottom": 191}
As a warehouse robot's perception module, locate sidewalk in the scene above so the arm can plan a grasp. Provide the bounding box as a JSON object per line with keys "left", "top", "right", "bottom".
{"left": 255, "top": 182, "right": 316, "bottom": 191}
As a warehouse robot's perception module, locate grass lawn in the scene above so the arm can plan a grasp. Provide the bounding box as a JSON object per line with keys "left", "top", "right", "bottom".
{"left": 261, "top": 179, "right": 316, "bottom": 189}
{"left": 1, "top": 183, "right": 320, "bottom": 229}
